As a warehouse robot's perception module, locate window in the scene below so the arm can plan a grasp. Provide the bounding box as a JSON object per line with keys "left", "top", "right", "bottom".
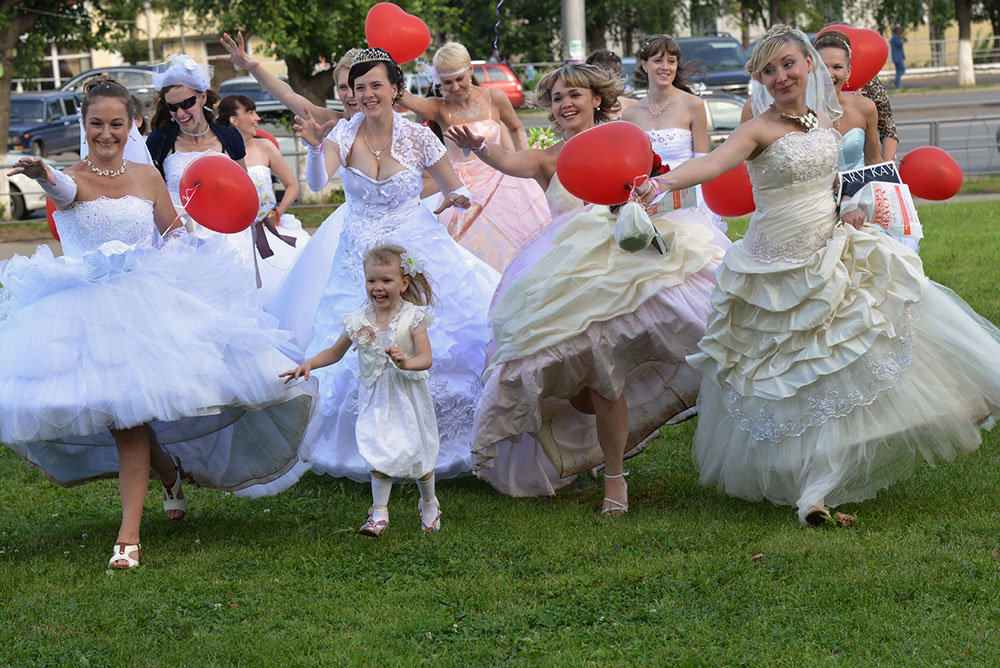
{"left": 707, "top": 99, "right": 742, "bottom": 131}
{"left": 485, "top": 66, "right": 509, "bottom": 82}
{"left": 48, "top": 100, "right": 63, "bottom": 119}
{"left": 63, "top": 96, "right": 77, "bottom": 114}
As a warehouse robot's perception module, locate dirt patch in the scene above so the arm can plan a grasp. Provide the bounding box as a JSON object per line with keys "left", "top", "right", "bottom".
{"left": 0, "top": 222, "right": 51, "bottom": 243}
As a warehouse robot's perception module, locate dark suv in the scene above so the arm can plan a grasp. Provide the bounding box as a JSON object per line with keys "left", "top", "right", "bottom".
{"left": 8, "top": 91, "right": 82, "bottom": 157}
{"left": 676, "top": 36, "right": 751, "bottom": 98}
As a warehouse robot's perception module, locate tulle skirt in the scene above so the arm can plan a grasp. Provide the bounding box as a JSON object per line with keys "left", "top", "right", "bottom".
{"left": 689, "top": 223, "right": 1000, "bottom": 522}
{"left": 0, "top": 235, "right": 316, "bottom": 491}
{"left": 473, "top": 203, "right": 730, "bottom": 496}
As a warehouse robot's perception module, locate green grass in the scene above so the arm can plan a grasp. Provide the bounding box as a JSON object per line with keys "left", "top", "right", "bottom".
{"left": 3, "top": 201, "right": 1000, "bottom": 665}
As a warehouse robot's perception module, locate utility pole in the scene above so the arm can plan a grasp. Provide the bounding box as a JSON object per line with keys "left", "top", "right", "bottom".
{"left": 143, "top": 2, "right": 155, "bottom": 63}
{"left": 561, "top": 0, "right": 586, "bottom": 62}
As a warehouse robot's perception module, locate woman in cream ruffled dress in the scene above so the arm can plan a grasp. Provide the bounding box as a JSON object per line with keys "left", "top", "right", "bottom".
{"left": 446, "top": 64, "right": 729, "bottom": 512}
{"left": 661, "top": 26, "right": 1000, "bottom": 525}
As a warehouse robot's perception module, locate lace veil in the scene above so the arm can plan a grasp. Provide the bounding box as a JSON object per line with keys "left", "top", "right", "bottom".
{"left": 749, "top": 27, "right": 842, "bottom": 122}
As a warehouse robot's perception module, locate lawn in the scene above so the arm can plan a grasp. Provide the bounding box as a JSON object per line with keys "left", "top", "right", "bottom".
{"left": 2, "top": 200, "right": 1000, "bottom": 666}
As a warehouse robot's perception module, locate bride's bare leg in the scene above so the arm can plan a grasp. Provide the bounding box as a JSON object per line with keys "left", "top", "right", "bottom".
{"left": 591, "top": 389, "right": 629, "bottom": 515}
{"left": 111, "top": 425, "right": 150, "bottom": 566}
{"left": 147, "top": 425, "right": 185, "bottom": 520}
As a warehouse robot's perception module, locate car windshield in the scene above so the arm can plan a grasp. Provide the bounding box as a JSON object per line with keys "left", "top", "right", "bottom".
{"left": 682, "top": 41, "right": 748, "bottom": 70}
{"left": 220, "top": 82, "right": 276, "bottom": 103}
{"left": 11, "top": 99, "right": 46, "bottom": 122}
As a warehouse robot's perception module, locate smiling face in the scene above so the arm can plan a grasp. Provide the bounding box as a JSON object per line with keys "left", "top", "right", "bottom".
{"left": 335, "top": 68, "right": 359, "bottom": 117}
{"left": 550, "top": 78, "right": 600, "bottom": 135}
{"left": 759, "top": 44, "right": 813, "bottom": 108}
{"left": 353, "top": 63, "right": 398, "bottom": 119}
{"left": 641, "top": 49, "right": 679, "bottom": 88}
{"left": 440, "top": 68, "right": 473, "bottom": 101}
{"left": 818, "top": 46, "right": 849, "bottom": 92}
{"left": 85, "top": 96, "right": 131, "bottom": 163}
{"left": 163, "top": 84, "right": 207, "bottom": 132}
{"left": 229, "top": 101, "right": 260, "bottom": 135}
{"left": 364, "top": 259, "right": 410, "bottom": 313}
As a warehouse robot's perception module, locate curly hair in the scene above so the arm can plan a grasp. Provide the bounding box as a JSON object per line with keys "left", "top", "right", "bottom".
{"left": 81, "top": 75, "right": 136, "bottom": 122}
{"left": 745, "top": 24, "right": 812, "bottom": 82}
{"left": 150, "top": 85, "right": 221, "bottom": 130}
{"left": 533, "top": 63, "right": 622, "bottom": 128}
{"left": 363, "top": 244, "right": 434, "bottom": 307}
{"left": 633, "top": 34, "right": 696, "bottom": 93}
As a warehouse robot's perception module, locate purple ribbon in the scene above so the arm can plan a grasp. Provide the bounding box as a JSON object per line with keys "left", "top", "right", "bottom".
{"left": 494, "top": 0, "right": 505, "bottom": 54}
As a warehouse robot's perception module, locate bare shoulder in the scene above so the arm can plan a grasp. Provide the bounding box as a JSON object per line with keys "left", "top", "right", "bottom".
{"left": 678, "top": 88, "right": 705, "bottom": 109}
{"left": 621, "top": 101, "right": 647, "bottom": 123}
{"left": 850, "top": 92, "right": 878, "bottom": 117}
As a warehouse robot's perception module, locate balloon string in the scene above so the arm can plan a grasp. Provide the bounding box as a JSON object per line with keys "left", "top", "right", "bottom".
{"left": 493, "top": 0, "right": 504, "bottom": 55}
{"left": 157, "top": 183, "right": 199, "bottom": 247}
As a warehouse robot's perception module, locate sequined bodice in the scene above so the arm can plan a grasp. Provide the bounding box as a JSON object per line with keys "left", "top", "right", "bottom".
{"left": 544, "top": 174, "right": 585, "bottom": 217}
{"left": 647, "top": 128, "right": 694, "bottom": 167}
{"left": 164, "top": 150, "right": 223, "bottom": 207}
{"left": 742, "top": 128, "right": 842, "bottom": 265}
{"left": 248, "top": 164, "right": 277, "bottom": 222}
{"left": 838, "top": 127, "right": 865, "bottom": 171}
{"left": 53, "top": 196, "right": 156, "bottom": 258}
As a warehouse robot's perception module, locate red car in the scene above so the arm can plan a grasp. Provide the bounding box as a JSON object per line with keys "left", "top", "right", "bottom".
{"left": 471, "top": 61, "right": 525, "bottom": 109}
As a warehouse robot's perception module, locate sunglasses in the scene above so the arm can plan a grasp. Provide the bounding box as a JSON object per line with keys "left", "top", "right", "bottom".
{"left": 166, "top": 95, "right": 200, "bottom": 112}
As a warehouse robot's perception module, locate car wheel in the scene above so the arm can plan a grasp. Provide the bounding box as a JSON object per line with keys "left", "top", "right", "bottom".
{"left": 8, "top": 184, "right": 26, "bottom": 220}
{"left": 30, "top": 140, "right": 47, "bottom": 157}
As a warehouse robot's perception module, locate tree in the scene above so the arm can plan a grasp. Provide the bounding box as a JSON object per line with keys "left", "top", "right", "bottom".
{"left": 974, "top": 0, "right": 1000, "bottom": 62}
{"left": 956, "top": 0, "right": 976, "bottom": 84}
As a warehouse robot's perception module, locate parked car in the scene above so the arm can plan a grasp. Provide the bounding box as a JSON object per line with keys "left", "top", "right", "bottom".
{"left": 217, "top": 76, "right": 345, "bottom": 115}
{"left": 700, "top": 90, "right": 746, "bottom": 149}
{"left": 8, "top": 91, "right": 82, "bottom": 157}
{"left": 470, "top": 61, "right": 525, "bottom": 108}
{"left": 676, "top": 36, "right": 751, "bottom": 97}
{"left": 4, "top": 154, "right": 48, "bottom": 220}
{"left": 60, "top": 66, "right": 156, "bottom": 108}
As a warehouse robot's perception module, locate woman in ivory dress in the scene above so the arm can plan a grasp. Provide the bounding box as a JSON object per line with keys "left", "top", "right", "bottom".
{"left": 658, "top": 26, "right": 1000, "bottom": 525}
{"left": 398, "top": 42, "right": 550, "bottom": 271}
{"left": 446, "top": 64, "right": 727, "bottom": 513}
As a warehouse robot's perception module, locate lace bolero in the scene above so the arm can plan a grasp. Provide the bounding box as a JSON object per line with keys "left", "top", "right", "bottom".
{"left": 53, "top": 195, "right": 157, "bottom": 258}
{"left": 341, "top": 300, "right": 433, "bottom": 387}
{"left": 326, "top": 113, "right": 446, "bottom": 173}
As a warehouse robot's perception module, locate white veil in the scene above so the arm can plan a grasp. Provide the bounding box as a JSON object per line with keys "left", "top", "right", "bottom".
{"left": 79, "top": 118, "right": 154, "bottom": 166}
{"left": 748, "top": 27, "right": 842, "bottom": 122}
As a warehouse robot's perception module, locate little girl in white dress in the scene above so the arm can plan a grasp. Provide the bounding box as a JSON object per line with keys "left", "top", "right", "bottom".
{"left": 281, "top": 244, "right": 441, "bottom": 536}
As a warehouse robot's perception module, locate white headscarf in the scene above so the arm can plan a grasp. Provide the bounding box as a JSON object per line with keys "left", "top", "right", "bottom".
{"left": 748, "top": 27, "right": 842, "bottom": 122}
{"left": 152, "top": 54, "right": 214, "bottom": 92}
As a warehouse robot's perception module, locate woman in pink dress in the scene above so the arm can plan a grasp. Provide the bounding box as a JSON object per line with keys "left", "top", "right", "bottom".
{"left": 399, "top": 42, "right": 550, "bottom": 271}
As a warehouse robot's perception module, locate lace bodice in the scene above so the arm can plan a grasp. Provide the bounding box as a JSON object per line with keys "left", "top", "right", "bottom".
{"left": 164, "top": 149, "right": 225, "bottom": 208}
{"left": 53, "top": 196, "right": 157, "bottom": 258}
{"left": 838, "top": 127, "right": 865, "bottom": 171}
{"left": 742, "top": 128, "right": 843, "bottom": 264}
{"left": 327, "top": 112, "right": 446, "bottom": 174}
{"left": 342, "top": 300, "right": 433, "bottom": 387}
{"left": 248, "top": 164, "right": 277, "bottom": 222}
{"left": 544, "top": 174, "right": 585, "bottom": 217}
{"left": 647, "top": 128, "right": 695, "bottom": 167}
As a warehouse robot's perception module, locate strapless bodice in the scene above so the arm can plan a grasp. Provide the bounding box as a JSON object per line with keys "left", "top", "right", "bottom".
{"left": 544, "top": 174, "right": 585, "bottom": 217}
{"left": 647, "top": 128, "right": 694, "bottom": 167}
{"left": 52, "top": 196, "right": 157, "bottom": 258}
{"left": 248, "top": 164, "right": 278, "bottom": 222}
{"left": 838, "top": 127, "right": 865, "bottom": 171}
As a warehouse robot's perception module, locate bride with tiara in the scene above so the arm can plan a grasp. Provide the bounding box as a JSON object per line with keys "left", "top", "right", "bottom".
{"left": 656, "top": 25, "right": 1000, "bottom": 525}
{"left": 260, "top": 47, "right": 498, "bottom": 489}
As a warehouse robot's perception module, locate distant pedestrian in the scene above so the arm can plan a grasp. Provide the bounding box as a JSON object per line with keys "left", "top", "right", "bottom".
{"left": 891, "top": 26, "right": 906, "bottom": 88}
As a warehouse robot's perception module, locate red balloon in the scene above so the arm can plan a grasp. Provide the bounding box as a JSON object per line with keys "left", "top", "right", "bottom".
{"left": 178, "top": 155, "right": 258, "bottom": 233}
{"left": 899, "top": 146, "right": 963, "bottom": 200}
{"left": 45, "top": 196, "right": 59, "bottom": 241}
{"left": 556, "top": 123, "right": 653, "bottom": 206}
{"left": 817, "top": 24, "right": 888, "bottom": 91}
{"left": 365, "top": 3, "right": 431, "bottom": 65}
{"left": 254, "top": 127, "right": 279, "bottom": 149}
{"left": 702, "top": 162, "right": 755, "bottom": 218}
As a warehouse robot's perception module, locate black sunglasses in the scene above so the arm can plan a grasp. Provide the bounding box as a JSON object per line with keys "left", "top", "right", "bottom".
{"left": 166, "top": 95, "right": 199, "bottom": 112}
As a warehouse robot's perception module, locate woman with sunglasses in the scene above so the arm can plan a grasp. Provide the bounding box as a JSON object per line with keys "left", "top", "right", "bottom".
{"left": 146, "top": 55, "right": 257, "bottom": 280}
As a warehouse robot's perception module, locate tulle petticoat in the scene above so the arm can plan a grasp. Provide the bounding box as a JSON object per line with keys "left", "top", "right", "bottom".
{"left": 0, "top": 235, "right": 316, "bottom": 491}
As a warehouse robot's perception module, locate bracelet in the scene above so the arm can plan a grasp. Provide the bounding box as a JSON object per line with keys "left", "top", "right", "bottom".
{"left": 473, "top": 140, "right": 490, "bottom": 155}
{"left": 304, "top": 140, "right": 324, "bottom": 154}
{"left": 646, "top": 179, "right": 661, "bottom": 198}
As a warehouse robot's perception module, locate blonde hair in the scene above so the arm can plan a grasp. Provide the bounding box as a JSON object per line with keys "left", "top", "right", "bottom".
{"left": 333, "top": 48, "right": 361, "bottom": 82}
{"left": 363, "top": 244, "right": 434, "bottom": 306}
{"left": 533, "top": 63, "right": 622, "bottom": 127}
{"left": 433, "top": 42, "right": 472, "bottom": 75}
{"left": 745, "top": 24, "right": 812, "bottom": 82}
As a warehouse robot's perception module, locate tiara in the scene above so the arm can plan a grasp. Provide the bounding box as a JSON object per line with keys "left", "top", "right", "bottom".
{"left": 352, "top": 47, "right": 394, "bottom": 66}
{"left": 818, "top": 34, "right": 852, "bottom": 60}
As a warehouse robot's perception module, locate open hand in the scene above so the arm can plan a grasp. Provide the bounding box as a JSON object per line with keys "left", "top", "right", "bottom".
{"left": 220, "top": 31, "right": 261, "bottom": 70}
{"left": 279, "top": 362, "right": 313, "bottom": 383}
{"left": 443, "top": 124, "right": 486, "bottom": 151}
{"left": 7, "top": 156, "right": 55, "bottom": 183}
{"left": 294, "top": 108, "right": 337, "bottom": 148}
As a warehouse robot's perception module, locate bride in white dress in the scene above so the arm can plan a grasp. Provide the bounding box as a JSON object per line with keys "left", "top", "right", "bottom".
{"left": 1, "top": 78, "right": 315, "bottom": 568}
{"left": 660, "top": 26, "right": 1000, "bottom": 525}
{"left": 268, "top": 47, "right": 498, "bottom": 487}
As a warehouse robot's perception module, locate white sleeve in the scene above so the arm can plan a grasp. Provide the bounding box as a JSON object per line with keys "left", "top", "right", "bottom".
{"left": 39, "top": 166, "right": 78, "bottom": 207}
{"left": 305, "top": 142, "right": 329, "bottom": 192}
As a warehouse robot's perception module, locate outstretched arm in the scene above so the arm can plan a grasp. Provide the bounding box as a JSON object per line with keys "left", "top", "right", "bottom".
{"left": 398, "top": 90, "right": 444, "bottom": 125}
{"left": 443, "top": 124, "right": 552, "bottom": 184}
{"left": 221, "top": 31, "right": 341, "bottom": 125}
{"left": 279, "top": 333, "right": 352, "bottom": 383}
{"left": 424, "top": 156, "right": 472, "bottom": 213}
{"left": 294, "top": 108, "right": 341, "bottom": 191}
{"left": 658, "top": 120, "right": 761, "bottom": 191}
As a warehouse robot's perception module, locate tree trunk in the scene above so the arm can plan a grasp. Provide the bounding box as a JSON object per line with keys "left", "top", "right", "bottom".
{"left": 1, "top": 7, "right": 39, "bottom": 219}
{"left": 956, "top": 0, "right": 976, "bottom": 85}
{"left": 285, "top": 54, "right": 334, "bottom": 106}
{"left": 741, "top": 7, "right": 751, "bottom": 49}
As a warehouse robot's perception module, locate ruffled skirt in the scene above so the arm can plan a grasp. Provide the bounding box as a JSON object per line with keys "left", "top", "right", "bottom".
{"left": 689, "top": 223, "right": 1000, "bottom": 522}
{"left": 473, "top": 203, "right": 730, "bottom": 496}
{"left": 0, "top": 236, "right": 316, "bottom": 490}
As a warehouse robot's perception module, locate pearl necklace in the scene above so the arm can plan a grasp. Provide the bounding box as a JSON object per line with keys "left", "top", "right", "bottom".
{"left": 362, "top": 124, "right": 392, "bottom": 161}
{"left": 82, "top": 156, "right": 128, "bottom": 178}
{"left": 770, "top": 104, "right": 819, "bottom": 130}
{"left": 645, "top": 91, "right": 674, "bottom": 118}
{"left": 179, "top": 123, "right": 212, "bottom": 138}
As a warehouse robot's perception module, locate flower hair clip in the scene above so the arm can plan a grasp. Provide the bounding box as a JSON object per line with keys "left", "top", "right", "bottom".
{"left": 400, "top": 252, "right": 424, "bottom": 277}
